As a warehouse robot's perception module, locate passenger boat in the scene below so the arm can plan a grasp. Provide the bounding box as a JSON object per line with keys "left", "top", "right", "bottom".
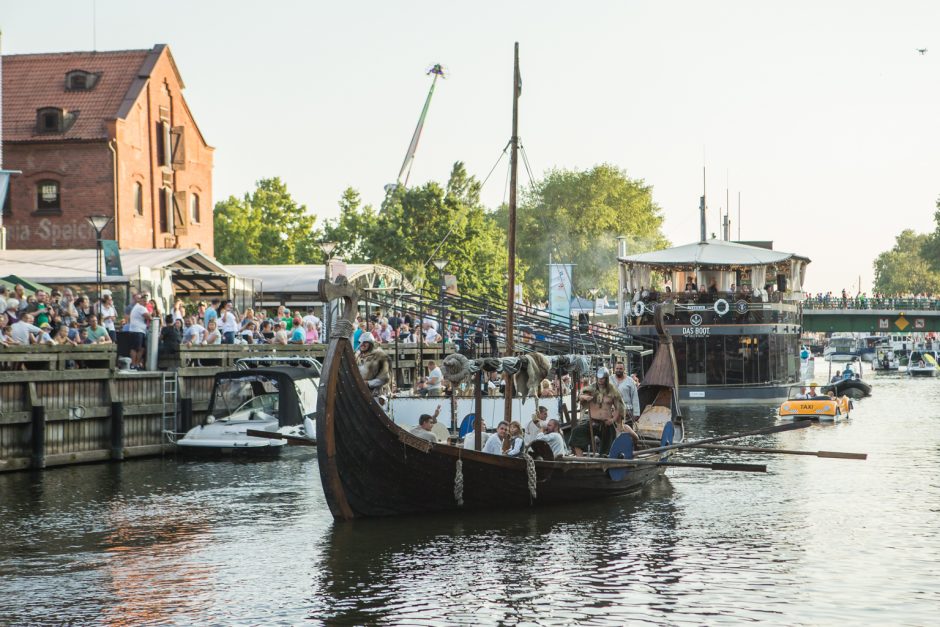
{"left": 821, "top": 354, "right": 872, "bottom": 399}
{"left": 176, "top": 364, "right": 319, "bottom": 455}
{"left": 873, "top": 344, "right": 900, "bottom": 371}
{"left": 824, "top": 335, "right": 859, "bottom": 363}
{"left": 618, "top": 238, "right": 810, "bottom": 404}
{"left": 778, "top": 385, "right": 851, "bottom": 422}
{"left": 312, "top": 279, "right": 685, "bottom": 521}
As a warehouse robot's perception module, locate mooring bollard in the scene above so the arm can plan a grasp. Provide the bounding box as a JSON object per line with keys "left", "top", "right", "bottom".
{"left": 110, "top": 401, "right": 125, "bottom": 460}
{"left": 31, "top": 406, "right": 46, "bottom": 469}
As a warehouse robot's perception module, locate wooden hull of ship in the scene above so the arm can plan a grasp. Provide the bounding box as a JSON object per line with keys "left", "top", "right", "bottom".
{"left": 316, "top": 339, "right": 669, "bottom": 521}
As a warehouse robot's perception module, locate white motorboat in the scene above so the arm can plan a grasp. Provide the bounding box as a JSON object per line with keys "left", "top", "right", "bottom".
{"left": 176, "top": 364, "right": 319, "bottom": 455}
{"left": 872, "top": 345, "right": 900, "bottom": 371}
{"left": 907, "top": 350, "right": 940, "bottom": 378}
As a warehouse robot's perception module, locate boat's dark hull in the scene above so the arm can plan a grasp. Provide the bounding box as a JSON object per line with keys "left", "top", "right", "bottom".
{"left": 823, "top": 379, "right": 872, "bottom": 399}
{"left": 317, "top": 340, "right": 668, "bottom": 520}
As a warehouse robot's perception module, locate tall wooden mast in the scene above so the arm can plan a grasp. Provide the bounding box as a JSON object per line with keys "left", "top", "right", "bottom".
{"left": 504, "top": 42, "right": 520, "bottom": 418}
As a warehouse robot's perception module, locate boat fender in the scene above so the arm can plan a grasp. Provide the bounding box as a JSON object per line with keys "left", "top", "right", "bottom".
{"left": 660, "top": 421, "right": 675, "bottom": 447}
{"left": 607, "top": 434, "right": 635, "bottom": 482}
{"left": 633, "top": 301, "right": 646, "bottom": 317}
{"left": 714, "top": 299, "right": 730, "bottom": 316}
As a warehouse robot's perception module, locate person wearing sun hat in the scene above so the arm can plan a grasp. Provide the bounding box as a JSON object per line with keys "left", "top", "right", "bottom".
{"left": 356, "top": 331, "right": 391, "bottom": 396}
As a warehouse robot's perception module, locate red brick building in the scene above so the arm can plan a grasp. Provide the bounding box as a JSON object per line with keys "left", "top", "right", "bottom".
{"left": 1, "top": 44, "right": 213, "bottom": 253}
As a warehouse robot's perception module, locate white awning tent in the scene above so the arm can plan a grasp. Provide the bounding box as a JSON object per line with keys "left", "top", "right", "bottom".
{"left": 619, "top": 239, "right": 808, "bottom": 268}
{"left": 228, "top": 262, "right": 415, "bottom": 307}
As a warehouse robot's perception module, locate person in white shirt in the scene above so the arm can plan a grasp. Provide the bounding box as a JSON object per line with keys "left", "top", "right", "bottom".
{"left": 98, "top": 294, "right": 118, "bottom": 342}
{"left": 482, "top": 421, "right": 509, "bottom": 455}
{"left": 182, "top": 316, "right": 206, "bottom": 346}
{"left": 10, "top": 313, "right": 41, "bottom": 345}
{"left": 525, "top": 406, "right": 549, "bottom": 444}
{"left": 219, "top": 301, "right": 238, "bottom": 344}
{"left": 128, "top": 293, "right": 151, "bottom": 369}
{"left": 409, "top": 414, "right": 438, "bottom": 443}
{"left": 534, "top": 418, "right": 569, "bottom": 457}
{"left": 613, "top": 363, "right": 641, "bottom": 419}
{"left": 302, "top": 310, "right": 321, "bottom": 331}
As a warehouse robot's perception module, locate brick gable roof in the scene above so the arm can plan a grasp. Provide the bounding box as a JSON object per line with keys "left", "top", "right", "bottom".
{"left": 1, "top": 47, "right": 158, "bottom": 142}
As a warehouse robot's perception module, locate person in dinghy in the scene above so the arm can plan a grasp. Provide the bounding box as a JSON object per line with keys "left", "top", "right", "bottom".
{"left": 356, "top": 332, "right": 391, "bottom": 396}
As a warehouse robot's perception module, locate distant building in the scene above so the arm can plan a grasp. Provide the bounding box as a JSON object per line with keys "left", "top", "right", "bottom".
{"left": 1, "top": 44, "right": 213, "bottom": 253}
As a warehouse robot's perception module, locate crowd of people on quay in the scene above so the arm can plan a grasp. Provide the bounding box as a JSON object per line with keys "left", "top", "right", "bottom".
{"left": 803, "top": 290, "right": 940, "bottom": 310}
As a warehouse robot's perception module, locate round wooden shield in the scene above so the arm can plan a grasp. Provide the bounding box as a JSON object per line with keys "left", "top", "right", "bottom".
{"left": 607, "top": 433, "right": 635, "bottom": 481}
{"left": 660, "top": 421, "right": 675, "bottom": 447}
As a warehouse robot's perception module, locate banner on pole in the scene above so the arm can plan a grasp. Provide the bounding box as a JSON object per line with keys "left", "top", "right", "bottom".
{"left": 102, "top": 240, "right": 123, "bottom": 276}
{"left": 548, "top": 263, "right": 574, "bottom": 321}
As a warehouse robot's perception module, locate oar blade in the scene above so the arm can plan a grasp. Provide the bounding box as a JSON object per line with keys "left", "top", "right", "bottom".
{"left": 710, "top": 462, "right": 767, "bottom": 473}
{"left": 817, "top": 450, "right": 867, "bottom": 460}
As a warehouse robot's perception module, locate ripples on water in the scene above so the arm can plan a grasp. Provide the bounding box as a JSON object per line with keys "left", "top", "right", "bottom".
{"left": 1, "top": 371, "right": 939, "bottom": 625}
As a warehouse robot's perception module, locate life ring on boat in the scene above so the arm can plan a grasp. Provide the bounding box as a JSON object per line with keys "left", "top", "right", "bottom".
{"left": 633, "top": 301, "right": 646, "bottom": 317}
{"left": 714, "top": 298, "right": 730, "bottom": 316}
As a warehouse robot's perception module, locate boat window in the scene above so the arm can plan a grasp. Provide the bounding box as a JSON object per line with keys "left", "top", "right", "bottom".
{"left": 212, "top": 375, "right": 279, "bottom": 419}
{"left": 294, "top": 378, "right": 319, "bottom": 417}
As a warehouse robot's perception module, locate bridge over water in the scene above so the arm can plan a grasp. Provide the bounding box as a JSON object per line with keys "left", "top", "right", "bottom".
{"left": 802, "top": 298, "right": 940, "bottom": 333}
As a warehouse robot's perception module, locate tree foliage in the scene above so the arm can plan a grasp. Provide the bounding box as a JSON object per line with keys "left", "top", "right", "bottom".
{"left": 872, "top": 229, "right": 940, "bottom": 295}
{"left": 213, "top": 178, "right": 318, "bottom": 265}
{"left": 368, "top": 162, "right": 513, "bottom": 300}
{"left": 497, "top": 164, "right": 668, "bottom": 299}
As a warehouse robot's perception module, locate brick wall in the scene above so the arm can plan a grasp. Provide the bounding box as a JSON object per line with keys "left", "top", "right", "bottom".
{"left": 2, "top": 141, "right": 115, "bottom": 248}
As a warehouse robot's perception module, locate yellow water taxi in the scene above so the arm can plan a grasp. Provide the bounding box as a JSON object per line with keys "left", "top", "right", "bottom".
{"left": 778, "top": 384, "right": 851, "bottom": 421}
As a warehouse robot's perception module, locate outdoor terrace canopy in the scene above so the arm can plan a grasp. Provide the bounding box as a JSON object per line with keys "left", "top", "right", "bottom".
{"left": 0, "top": 248, "right": 236, "bottom": 307}
{"left": 618, "top": 239, "right": 811, "bottom": 295}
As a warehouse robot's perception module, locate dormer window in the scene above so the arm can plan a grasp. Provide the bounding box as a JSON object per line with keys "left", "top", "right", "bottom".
{"left": 35, "top": 107, "right": 78, "bottom": 134}
{"left": 65, "top": 70, "right": 100, "bottom": 91}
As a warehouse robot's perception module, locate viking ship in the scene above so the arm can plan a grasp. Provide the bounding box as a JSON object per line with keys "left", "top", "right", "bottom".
{"left": 312, "top": 279, "right": 684, "bottom": 521}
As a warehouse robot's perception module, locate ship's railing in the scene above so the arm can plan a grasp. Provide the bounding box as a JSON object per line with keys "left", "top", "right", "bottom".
{"left": 803, "top": 297, "right": 940, "bottom": 311}
{"left": 626, "top": 294, "right": 801, "bottom": 327}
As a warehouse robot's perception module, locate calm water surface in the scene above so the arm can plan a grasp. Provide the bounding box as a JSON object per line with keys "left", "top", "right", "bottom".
{"left": 2, "top": 370, "right": 939, "bottom": 625}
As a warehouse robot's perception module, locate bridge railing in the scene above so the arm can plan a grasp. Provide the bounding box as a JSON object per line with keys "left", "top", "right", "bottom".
{"left": 803, "top": 297, "right": 940, "bottom": 311}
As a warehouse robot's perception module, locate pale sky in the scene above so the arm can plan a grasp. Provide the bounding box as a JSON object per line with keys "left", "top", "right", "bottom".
{"left": 3, "top": 0, "right": 938, "bottom": 293}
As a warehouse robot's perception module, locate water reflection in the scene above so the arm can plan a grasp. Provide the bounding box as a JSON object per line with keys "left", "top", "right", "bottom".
{"left": 1, "top": 377, "right": 939, "bottom": 624}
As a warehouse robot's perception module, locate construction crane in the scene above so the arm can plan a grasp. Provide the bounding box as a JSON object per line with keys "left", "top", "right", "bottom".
{"left": 386, "top": 63, "right": 446, "bottom": 193}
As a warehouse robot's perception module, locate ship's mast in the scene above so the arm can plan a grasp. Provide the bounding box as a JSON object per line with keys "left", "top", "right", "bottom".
{"left": 504, "top": 42, "right": 520, "bottom": 419}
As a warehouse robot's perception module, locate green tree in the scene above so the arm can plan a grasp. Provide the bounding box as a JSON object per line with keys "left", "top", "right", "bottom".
{"left": 497, "top": 164, "right": 668, "bottom": 299}
{"left": 320, "top": 188, "right": 377, "bottom": 264}
{"left": 921, "top": 197, "right": 940, "bottom": 273}
{"left": 213, "top": 178, "right": 319, "bottom": 264}
{"left": 872, "top": 229, "right": 940, "bottom": 295}
{"left": 369, "top": 162, "right": 514, "bottom": 300}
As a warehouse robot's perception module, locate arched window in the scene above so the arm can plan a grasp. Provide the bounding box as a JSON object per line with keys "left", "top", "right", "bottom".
{"left": 36, "top": 180, "right": 61, "bottom": 213}
{"left": 190, "top": 193, "right": 200, "bottom": 223}
{"left": 133, "top": 182, "right": 144, "bottom": 215}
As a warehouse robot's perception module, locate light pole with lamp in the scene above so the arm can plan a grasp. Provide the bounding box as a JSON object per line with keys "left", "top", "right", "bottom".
{"left": 86, "top": 215, "right": 114, "bottom": 309}
{"left": 319, "top": 241, "right": 337, "bottom": 341}
{"left": 432, "top": 259, "right": 448, "bottom": 344}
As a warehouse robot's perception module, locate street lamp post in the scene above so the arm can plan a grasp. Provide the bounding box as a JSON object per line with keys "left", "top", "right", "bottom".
{"left": 319, "top": 241, "right": 337, "bottom": 341}
{"left": 432, "top": 259, "right": 448, "bottom": 344}
{"left": 86, "top": 215, "right": 114, "bottom": 309}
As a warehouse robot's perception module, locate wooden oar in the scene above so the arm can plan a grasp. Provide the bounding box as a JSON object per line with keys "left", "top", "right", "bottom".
{"left": 635, "top": 459, "right": 766, "bottom": 472}
{"left": 695, "top": 443, "right": 867, "bottom": 460}
{"left": 635, "top": 420, "right": 814, "bottom": 458}
{"left": 246, "top": 429, "right": 317, "bottom": 446}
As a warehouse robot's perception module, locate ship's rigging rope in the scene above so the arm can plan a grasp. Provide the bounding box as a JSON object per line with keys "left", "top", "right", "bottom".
{"left": 454, "top": 458, "right": 465, "bottom": 507}
{"left": 523, "top": 449, "right": 537, "bottom": 503}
